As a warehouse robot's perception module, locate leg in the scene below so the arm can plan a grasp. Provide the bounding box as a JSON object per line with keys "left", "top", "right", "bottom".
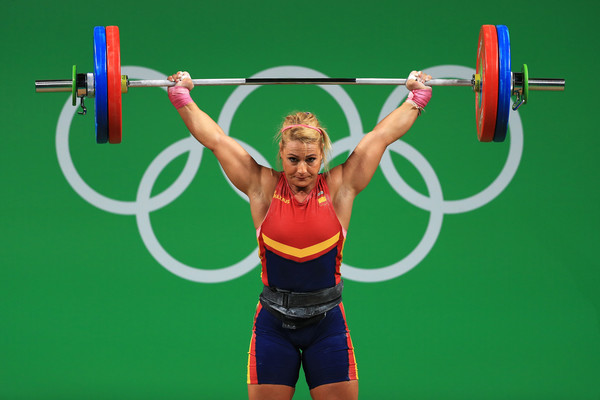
{"left": 248, "top": 384, "right": 295, "bottom": 400}
{"left": 310, "top": 381, "right": 359, "bottom": 400}
{"left": 302, "top": 304, "right": 359, "bottom": 396}
{"left": 247, "top": 305, "right": 301, "bottom": 394}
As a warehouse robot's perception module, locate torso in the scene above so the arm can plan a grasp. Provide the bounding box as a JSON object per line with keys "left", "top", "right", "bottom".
{"left": 256, "top": 173, "right": 346, "bottom": 292}
{"left": 250, "top": 166, "right": 352, "bottom": 231}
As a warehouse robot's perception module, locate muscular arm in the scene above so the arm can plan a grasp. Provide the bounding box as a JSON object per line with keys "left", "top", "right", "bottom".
{"left": 329, "top": 71, "right": 432, "bottom": 227}
{"left": 341, "top": 100, "right": 420, "bottom": 193}
{"left": 169, "top": 72, "right": 274, "bottom": 198}
{"left": 175, "top": 102, "right": 266, "bottom": 195}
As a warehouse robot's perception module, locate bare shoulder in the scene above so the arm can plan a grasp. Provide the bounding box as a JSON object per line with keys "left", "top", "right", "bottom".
{"left": 325, "top": 165, "right": 344, "bottom": 195}
{"left": 325, "top": 165, "right": 355, "bottom": 206}
{"left": 248, "top": 167, "right": 280, "bottom": 229}
{"left": 262, "top": 167, "right": 281, "bottom": 190}
{"left": 326, "top": 164, "right": 358, "bottom": 200}
{"left": 326, "top": 165, "right": 354, "bottom": 231}
{"left": 252, "top": 167, "right": 280, "bottom": 200}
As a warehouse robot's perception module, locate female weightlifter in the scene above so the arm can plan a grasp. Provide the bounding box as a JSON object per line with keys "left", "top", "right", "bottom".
{"left": 167, "top": 69, "right": 432, "bottom": 400}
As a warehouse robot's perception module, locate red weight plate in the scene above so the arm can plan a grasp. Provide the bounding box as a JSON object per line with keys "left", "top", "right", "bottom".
{"left": 106, "top": 26, "right": 122, "bottom": 144}
{"left": 475, "top": 25, "right": 499, "bottom": 142}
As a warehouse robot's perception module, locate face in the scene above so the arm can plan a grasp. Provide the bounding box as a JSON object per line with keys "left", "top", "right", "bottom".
{"left": 280, "top": 140, "right": 323, "bottom": 190}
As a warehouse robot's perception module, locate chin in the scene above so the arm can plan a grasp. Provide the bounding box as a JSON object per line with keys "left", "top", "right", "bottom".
{"left": 293, "top": 177, "right": 313, "bottom": 186}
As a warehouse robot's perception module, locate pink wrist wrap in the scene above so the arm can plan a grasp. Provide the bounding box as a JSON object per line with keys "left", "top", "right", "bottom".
{"left": 408, "top": 88, "right": 432, "bottom": 110}
{"left": 168, "top": 86, "right": 193, "bottom": 109}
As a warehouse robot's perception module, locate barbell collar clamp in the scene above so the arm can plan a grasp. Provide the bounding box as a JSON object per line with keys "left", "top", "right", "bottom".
{"left": 87, "top": 73, "right": 95, "bottom": 97}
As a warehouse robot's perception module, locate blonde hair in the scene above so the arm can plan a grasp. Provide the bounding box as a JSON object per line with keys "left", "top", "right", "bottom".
{"left": 275, "top": 112, "right": 332, "bottom": 171}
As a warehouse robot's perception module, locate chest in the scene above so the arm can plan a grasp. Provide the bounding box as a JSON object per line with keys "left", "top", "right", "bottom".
{"left": 261, "top": 187, "right": 342, "bottom": 249}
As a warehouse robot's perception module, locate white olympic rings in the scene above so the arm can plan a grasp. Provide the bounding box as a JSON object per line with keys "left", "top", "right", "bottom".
{"left": 56, "top": 65, "right": 523, "bottom": 283}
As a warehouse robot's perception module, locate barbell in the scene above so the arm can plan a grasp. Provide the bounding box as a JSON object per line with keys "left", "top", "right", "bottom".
{"left": 35, "top": 25, "right": 565, "bottom": 144}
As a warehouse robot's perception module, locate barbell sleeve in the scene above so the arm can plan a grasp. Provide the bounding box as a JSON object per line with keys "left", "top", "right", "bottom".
{"left": 527, "top": 78, "right": 566, "bottom": 91}
{"left": 35, "top": 80, "right": 73, "bottom": 93}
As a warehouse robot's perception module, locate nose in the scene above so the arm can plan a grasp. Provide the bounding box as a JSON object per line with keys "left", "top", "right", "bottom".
{"left": 297, "top": 161, "right": 308, "bottom": 174}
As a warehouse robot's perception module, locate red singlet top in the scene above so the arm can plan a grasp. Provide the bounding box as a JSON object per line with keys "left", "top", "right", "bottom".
{"left": 256, "top": 173, "right": 346, "bottom": 292}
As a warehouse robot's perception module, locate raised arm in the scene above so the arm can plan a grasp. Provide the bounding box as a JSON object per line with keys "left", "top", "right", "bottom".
{"left": 329, "top": 71, "right": 432, "bottom": 227}
{"left": 167, "top": 72, "right": 273, "bottom": 198}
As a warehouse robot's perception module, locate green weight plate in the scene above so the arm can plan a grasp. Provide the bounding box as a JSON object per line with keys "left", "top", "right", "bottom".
{"left": 72, "top": 65, "right": 77, "bottom": 106}
{"left": 522, "top": 64, "right": 529, "bottom": 105}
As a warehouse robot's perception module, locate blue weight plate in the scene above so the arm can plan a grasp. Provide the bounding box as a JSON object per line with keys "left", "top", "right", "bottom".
{"left": 494, "top": 25, "right": 511, "bottom": 142}
{"left": 94, "top": 26, "right": 108, "bottom": 144}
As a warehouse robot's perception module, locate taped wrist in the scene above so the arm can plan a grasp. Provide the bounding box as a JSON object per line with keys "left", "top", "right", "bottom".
{"left": 168, "top": 86, "right": 193, "bottom": 109}
{"left": 407, "top": 89, "right": 432, "bottom": 114}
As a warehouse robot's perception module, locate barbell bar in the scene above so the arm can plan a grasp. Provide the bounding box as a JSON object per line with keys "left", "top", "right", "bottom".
{"left": 34, "top": 76, "right": 562, "bottom": 90}
{"left": 35, "top": 25, "right": 565, "bottom": 144}
{"left": 33, "top": 75, "right": 565, "bottom": 90}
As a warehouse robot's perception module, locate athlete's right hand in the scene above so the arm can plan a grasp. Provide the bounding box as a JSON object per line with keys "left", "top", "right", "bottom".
{"left": 167, "top": 71, "right": 194, "bottom": 91}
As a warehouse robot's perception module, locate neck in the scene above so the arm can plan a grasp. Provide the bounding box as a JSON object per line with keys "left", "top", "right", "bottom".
{"left": 290, "top": 184, "right": 315, "bottom": 199}
{"left": 285, "top": 176, "right": 318, "bottom": 201}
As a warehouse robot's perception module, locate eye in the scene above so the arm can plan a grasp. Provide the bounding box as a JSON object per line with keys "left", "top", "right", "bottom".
{"left": 306, "top": 157, "right": 317, "bottom": 164}
{"left": 287, "top": 157, "right": 298, "bottom": 163}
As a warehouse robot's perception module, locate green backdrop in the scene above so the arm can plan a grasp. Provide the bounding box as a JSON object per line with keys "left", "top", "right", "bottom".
{"left": 2, "top": 0, "right": 599, "bottom": 398}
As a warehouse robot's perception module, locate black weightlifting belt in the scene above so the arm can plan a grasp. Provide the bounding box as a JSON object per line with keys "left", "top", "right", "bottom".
{"left": 259, "top": 280, "right": 344, "bottom": 330}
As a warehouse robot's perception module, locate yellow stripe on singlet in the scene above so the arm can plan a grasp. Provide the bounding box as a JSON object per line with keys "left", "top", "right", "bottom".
{"left": 262, "top": 232, "right": 340, "bottom": 259}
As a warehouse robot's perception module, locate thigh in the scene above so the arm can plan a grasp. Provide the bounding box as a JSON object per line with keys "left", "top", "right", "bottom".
{"left": 302, "top": 304, "right": 358, "bottom": 390}
{"left": 248, "top": 304, "right": 301, "bottom": 387}
{"left": 248, "top": 384, "right": 295, "bottom": 400}
{"left": 310, "top": 380, "right": 358, "bottom": 400}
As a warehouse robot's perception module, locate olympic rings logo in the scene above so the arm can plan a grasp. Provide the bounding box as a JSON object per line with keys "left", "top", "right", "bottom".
{"left": 56, "top": 65, "right": 523, "bottom": 283}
